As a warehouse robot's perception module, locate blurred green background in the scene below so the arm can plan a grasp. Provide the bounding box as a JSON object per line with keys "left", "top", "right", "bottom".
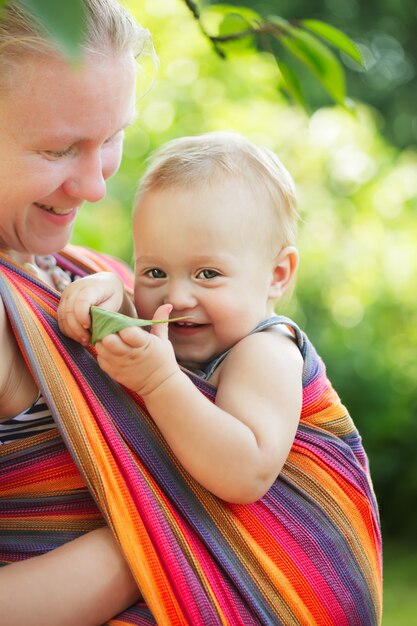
{"left": 70, "top": 1, "right": 417, "bottom": 621}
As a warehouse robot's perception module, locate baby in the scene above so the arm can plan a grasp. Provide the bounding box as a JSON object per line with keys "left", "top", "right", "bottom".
{"left": 58, "top": 131, "right": 303, "bottom": 503}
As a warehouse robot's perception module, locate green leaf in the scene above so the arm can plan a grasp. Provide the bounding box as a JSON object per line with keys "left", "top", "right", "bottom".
{"left": 18, "top": 0, "right": 86, "bottom": 61}
{"left": 277, "top": 59, "right": 308, "bottom": 109}
{"left": 301, "top": 19, "right": 364, "bottom": 66}
{"left": 267, "top": 15, "right": 291, "bottom": 32}
{"left": 217, "top": 13, "right": 255, "bottom": 51}
{"left": 206, "top": 4, "right": 261, "bottom": 23}
{"left": 280, "top": 26, "right": 346, "bottom": 106}
{"left": 90, "top": 306, "right": 192, "bottom": 346}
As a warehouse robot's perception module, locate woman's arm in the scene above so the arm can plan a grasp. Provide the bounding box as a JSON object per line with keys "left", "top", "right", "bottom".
{"left": 0, "top": 527, "right": 140, "bottom": 626}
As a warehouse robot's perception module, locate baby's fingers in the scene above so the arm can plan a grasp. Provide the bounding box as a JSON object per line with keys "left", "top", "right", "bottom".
{"left": 58, "top": 295, "right": 91, "bottom": 345}
{"left": 149, "top": 304, "right": 172, "bottom": 341}
{"left": 118, "top": 325, "right": 151, "bottom": 349}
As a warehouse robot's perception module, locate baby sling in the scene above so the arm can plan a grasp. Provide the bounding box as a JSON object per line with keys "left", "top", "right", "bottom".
{"left": 0, "top": 247, "right": 382, "bottom": 625}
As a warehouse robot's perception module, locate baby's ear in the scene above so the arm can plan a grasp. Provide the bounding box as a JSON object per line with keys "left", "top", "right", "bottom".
{"left": 269, "top": 246, "right": 299, "bottom": 299}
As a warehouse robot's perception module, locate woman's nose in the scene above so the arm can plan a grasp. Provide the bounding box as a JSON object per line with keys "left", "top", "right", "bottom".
{"left": 63, "top": 152, "right": 107, "bottom": 203}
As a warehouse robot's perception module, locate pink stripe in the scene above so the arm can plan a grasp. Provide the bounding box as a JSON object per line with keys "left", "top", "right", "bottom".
{"left": 239, "top": 504, "right": 351, "bottom": 626}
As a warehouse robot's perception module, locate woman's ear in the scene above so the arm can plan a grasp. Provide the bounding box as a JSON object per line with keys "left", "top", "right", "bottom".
{"left": 268, "top": 246, "right": 299, "bottom": 299}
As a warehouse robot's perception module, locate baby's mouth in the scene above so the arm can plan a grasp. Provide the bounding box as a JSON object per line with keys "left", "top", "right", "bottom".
{"left": 35, "top": 202, "right": 75, "bottom": 216}
{"left": 172, "top": 321, "right": 208, "bottom": 331}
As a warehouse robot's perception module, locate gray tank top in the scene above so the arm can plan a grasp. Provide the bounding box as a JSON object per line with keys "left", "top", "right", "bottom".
{"left": 187, "top": 315, "right": 304, "bottom": 380}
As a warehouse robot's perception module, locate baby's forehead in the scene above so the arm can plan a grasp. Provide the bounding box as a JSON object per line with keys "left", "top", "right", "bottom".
{"left": 137, "top": 175, "right": 267, "bottom": 207}
{"left": 135, "top": 180, "right": 276, "bottom": 232}
{"left": 134, "top": 184, "right": 280, "bottom": 262}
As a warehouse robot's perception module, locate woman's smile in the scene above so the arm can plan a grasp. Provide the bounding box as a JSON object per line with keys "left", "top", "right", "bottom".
{"left": 34, "top": 202, "right": 78, "bottom": 216}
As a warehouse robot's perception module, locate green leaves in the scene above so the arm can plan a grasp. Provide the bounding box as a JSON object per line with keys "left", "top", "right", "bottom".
{"left": 197, "top": 4, "right": 261, "bottom": 56}
{"left": 205, "top": 3, "right": 261, "bottom": 32}
{"left": 90, "top": 306, "right": 192, "bottom": 346}
{"left": 276, "top": 60, "right": 306, "bottom": 109}
{"left": 266, "top": 17, "right": 363, "bottom": 108}
{"left": 17, "top": 0, "right": 86, "bottom": 61}
{"left": 280, "top": 24, "right": 348, "bottom": 107}
{"left": 217, "top": 12, "right": 255, "bottom": 52}
{"left": 185, "top": 3, "right": 364, "bottom": 109}
{"left": 301, "top": 19, "right": 363, "bottom": 65}
{"left": 2, "top": 0, "right": 365, "bottom": 109}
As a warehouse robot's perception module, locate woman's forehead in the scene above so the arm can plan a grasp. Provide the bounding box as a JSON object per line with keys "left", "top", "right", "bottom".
{"left": 1, "top": 51, "right": 137, "bottom": 141}
{"left": 5, "top": 49, "right": 135, "bottom": 96}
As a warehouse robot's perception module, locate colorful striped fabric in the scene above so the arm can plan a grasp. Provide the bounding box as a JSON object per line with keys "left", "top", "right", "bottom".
{"left": 0, "top": 247, "right": 382, "bottom": 625}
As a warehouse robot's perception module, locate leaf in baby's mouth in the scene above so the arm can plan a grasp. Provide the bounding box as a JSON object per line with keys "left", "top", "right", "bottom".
{"left": 90, "top": 306, "right": 191, "bottom": 346}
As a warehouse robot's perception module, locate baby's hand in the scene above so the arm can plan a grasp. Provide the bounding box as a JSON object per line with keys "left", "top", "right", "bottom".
{"left": 58, "top": 273, "right": 126, "bottom": 345}
{"left": 95, "top": 304, "right": 180, "bottom": 397}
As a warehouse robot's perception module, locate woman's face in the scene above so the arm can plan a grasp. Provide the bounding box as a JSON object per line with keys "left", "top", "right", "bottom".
{"left": 0, "top": 50, "right": 137, "bottom": 262}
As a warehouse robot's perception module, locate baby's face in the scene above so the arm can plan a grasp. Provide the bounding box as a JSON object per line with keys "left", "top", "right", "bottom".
{"left": 132, "top": 182, "right": 278, "bottom": 369}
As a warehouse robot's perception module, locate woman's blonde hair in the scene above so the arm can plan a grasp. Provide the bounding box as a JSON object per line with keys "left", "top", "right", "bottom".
{"left": 136, "top": 131, "right": 299, "bottom": 249}
{"left": 0, "top": 0, "right": 152, "bottom": 67}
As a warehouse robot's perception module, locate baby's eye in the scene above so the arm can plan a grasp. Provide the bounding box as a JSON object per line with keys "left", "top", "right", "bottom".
{"left": 146, "top": 268, "right": 166, "bottom": 279}
{"left": 196, "top": 269, "right": 220, "bottom": 280}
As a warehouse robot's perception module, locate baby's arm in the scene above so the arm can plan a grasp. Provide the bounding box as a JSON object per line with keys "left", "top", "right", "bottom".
{"left": 58, "top": 272, "right": 136, "bottom": 345}
{"left": 95, "top": 322, "right": 302, "bottom": 503}
{"left": 0, "top": 527, "right": 140, "bottom": 625}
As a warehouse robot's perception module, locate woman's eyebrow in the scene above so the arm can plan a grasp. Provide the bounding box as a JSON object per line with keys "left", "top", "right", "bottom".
{"left": 34, "top": 117, "right": 137, "bottom": 147}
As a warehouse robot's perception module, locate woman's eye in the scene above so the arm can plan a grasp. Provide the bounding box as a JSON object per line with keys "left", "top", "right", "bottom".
{"left": 146, "top": 268, "right": 166, "bottom": 279}
{"left": 42, "top": 147, "right": 74, "bottom": 159}
{"left": 103, "top": 130, "right": 124, "bottom": 147}
{"left": 197, "top": 269, "right": 219, "bottom": 280}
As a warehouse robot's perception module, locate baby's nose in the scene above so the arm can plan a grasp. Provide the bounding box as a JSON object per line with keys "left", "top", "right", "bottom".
{"left": 165, "top": 281, "right": 197, "bottom": 310}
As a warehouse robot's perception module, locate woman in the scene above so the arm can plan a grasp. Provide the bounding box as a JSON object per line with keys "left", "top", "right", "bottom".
{"left": 0, "top": 1, "right": 147, "bottom": 623}
{"left": 0, "top": 2, "right": 382, "bottom": 625}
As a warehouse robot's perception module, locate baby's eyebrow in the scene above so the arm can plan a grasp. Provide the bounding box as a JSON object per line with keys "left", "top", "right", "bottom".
{"left": 135, "top": 255, "right": 162, "bottom": 264}
{"left": 190, "top": 254, "right": 235, "bottom": 265}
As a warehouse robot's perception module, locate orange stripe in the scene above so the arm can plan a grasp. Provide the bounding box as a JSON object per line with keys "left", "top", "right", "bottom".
{"left": 228, "top": 507, "right": 333, "bottom": 625}
{"left": 289, "top": 447, "right": 382, "bottom": 598}
{"left": 13, "top": 286, "right": 188, "bottom": 625}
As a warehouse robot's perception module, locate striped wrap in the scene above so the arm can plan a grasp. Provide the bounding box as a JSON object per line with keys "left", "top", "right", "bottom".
{"left": 0, "top": 247, "right": 382, "bottom": 625}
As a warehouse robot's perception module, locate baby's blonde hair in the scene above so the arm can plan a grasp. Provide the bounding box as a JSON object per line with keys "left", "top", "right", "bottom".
{"left": 136, "top": 131, "right": 299, "bottom": 250}
{"left": 0, "top": 0, "right": 152, "bottom": 71}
